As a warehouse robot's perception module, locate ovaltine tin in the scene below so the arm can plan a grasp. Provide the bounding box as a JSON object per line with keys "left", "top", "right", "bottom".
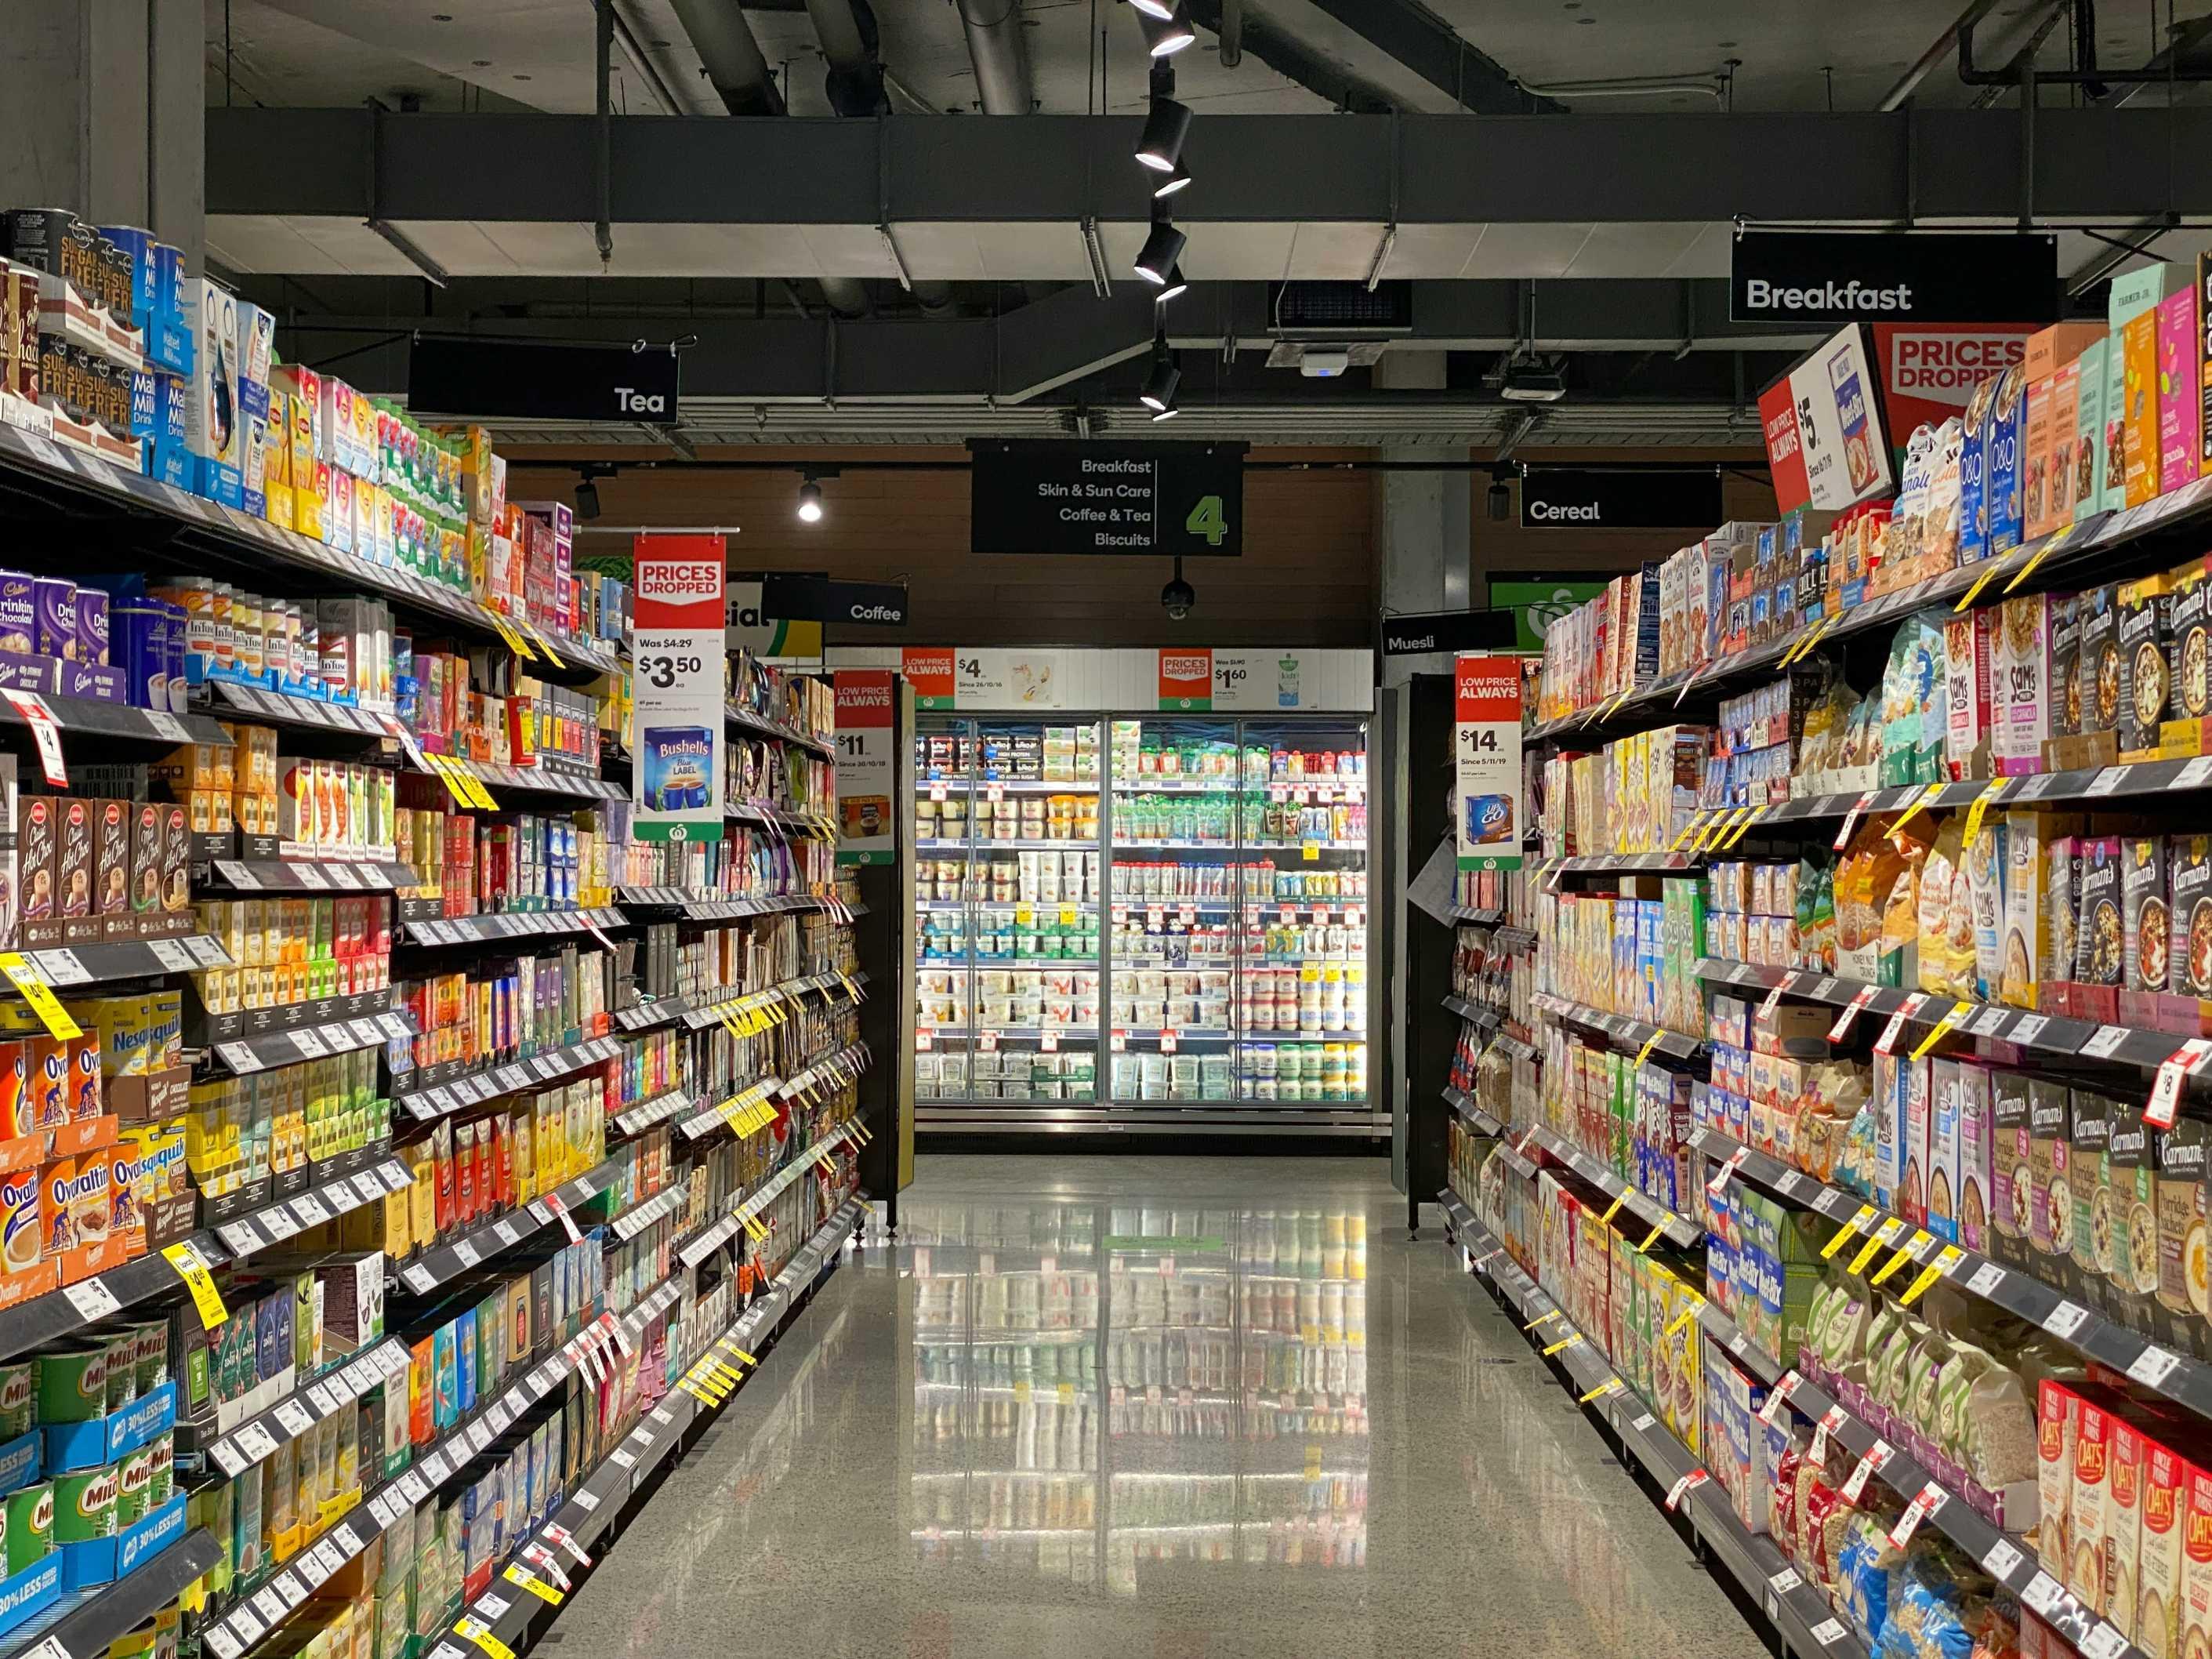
{"left": 161, "top": 602, "right": 187, "bottom": 712}
{"left": 2, "top": 209, "right": 75, "bottom": 277}
{"left": 32, "top": 579, "right": 74, "bottom": 662}
{"left": 0, "top": 1167, "right": 38, "bottom": 1276}
{"left": 76, "top": 590, "right": 107, "bottom": 669}
{"left": 29, "top": 1040, "right": 66, "bottom": 1131}
{"left": 642, "top": 726, "right": 713, "bottom": 811}
{"left": 0, "top": 1041, "right": 27, "bottom": 1138}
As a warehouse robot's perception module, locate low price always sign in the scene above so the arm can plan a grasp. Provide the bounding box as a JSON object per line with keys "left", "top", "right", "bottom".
{"left": 1455, "top": 655, "right": 1523, "bottom": 872}
{"left": 632, "top": 535, "right": 725, "bottom": 842}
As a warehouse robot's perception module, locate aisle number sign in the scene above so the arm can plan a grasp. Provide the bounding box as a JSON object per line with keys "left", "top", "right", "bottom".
{"left": 832, "top": 671, "right": 896, "bottom": 866}
{"left": 1454, "top": 654, "right": 1524, "bottom": 873}
{"left": 632, "top": 535, "right": 726, "bottom": 843}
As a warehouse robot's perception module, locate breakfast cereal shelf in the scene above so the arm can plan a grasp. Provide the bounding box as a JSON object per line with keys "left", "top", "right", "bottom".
{"left": 0, "top": 423, "right": 624, "bottom": 679}
{"left": 395, "top": 906, "right": 629, "bottom": 949}
{"left": 1526, "top": 1124, "right": 1705, "bottom": 1246}
{"left": 1442, "top": 996, "right": 1500, "bottom": 1029}
{"left": 1528, "top": 991, "right": 1706, "bottom": 1062}
{"left": 1685, "top": 1125, "right": 2212, "bottom": 1425}
{"left": 391, "top": 1032, "right": 626, "bottom": 1118}
{"left": 409, "top": 756, "right": 627, "bottom": 807}
{"left": 205, "top": 1005, "right": 416, "bottom": 1076}
{"left": 1536, "top": 853, "right": 1703, "bottom": 877}
{"left": 201, "top": 857, "right": 419, "bottom": 895}
{"left": 1692, "top": 958, "right": 2192, "bottom": 1073}
{"left": 419, "top": 1199, "right": 866, "bottom": 1659}
{"left": 1438, "top": 1196, "right": 1871, "bottom": 1659}
{"left": 0, "top": 1530, "right": 227, "bottom": 1659}
{"left": 1527, "top": 476, "right": 2212, "bottom": 743}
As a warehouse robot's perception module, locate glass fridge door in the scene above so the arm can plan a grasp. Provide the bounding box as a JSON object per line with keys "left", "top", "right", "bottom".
{"left": 913, "top": 717, "right": 978, "bottom": 1102}
{"left": 1104, "top": 718, "right": 1242, "bottom": 1105}
{"left": 1235, "top": 721, "right": 1371, "bottom": 1109}
{"left": 917, "top": 717, "right": 1105, "bottom": 1115}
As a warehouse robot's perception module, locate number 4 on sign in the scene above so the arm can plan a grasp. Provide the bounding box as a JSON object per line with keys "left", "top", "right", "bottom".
{"left": 1184, "top": 494, "right": 1228, "bottom": 546}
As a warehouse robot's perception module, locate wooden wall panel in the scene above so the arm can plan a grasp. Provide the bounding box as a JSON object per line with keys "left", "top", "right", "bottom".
{"left": 505, "top": 445, "right": 1375, "bottom": 648}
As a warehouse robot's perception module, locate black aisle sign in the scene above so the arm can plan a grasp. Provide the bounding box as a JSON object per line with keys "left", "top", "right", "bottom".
{"left": 1520, "top": 467, "right": 1723, "bottom": 530}
{"left": 759, "top": 572, "right": 909, "bottom": 627}
{"left": 969, "top": 441, "right": 1246, "bottom": 556}
{"left": 1729, "top": 231, "right": 2058, "bottom": 325}
{"left": 407, "top": 337, "right": 681, "bottom": 424}
{"left": 1380, "top": 609, "right": 1518, "bottom": 657}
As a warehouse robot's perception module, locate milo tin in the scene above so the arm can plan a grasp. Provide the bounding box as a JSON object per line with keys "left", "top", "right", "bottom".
{"left": 0, "top": 1361, "right": 31, "bottom": 1438}
{"left": 53, "top": 1463, "right": 117, "bottom": 1542}
{"left": 129, "top": 1320, "right": 169, "bottom": 1394}
{"left": 102, "top": 1331, "right": 136, "bottom": 1412}
{"left": 34, "top": 1344, "right": 108, "bottom": 1423}
{"left": 143, "top": 1429, "right": 173, "bottom": 1505}
{"left": 4, "top": 1479, "right": 53, "bottom": 1574}
{"left": 114, "top": 1443, "right": 154, "bottom": 1527}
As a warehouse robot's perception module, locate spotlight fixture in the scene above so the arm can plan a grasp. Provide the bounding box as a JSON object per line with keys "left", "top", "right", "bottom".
{"left": 1160, "top": 557, "right": 1195, "bottom": 620}
{"left": 1155, "top": 263, "right": 1188, "bottom": 303}
{"left": 1140, "top": 341, "right": 1180, "bottom": 412}
{"left": 1137, "top": 9, "right": 1195, "bottom": 55}
{"left": 575, "top": 477, "right": 600, "bottom": 521}
{"left": 1499, "top": 358, "right": 1568, "bottom": 404}
{"left": 1133, "top": 97, "right": 1191, "bottom": 172}
{"left": 1128, "top": 0, "right": 1177, "bottom": 18}
{"left": 1133, "top": 223, "right": 1187, "bottom": 285}
{"left": 1152, "top": 162, "right": 1192, "bottom": 200}
{"left": 1486, "top": 477, "right": 1512, "bottom": 521}
{"left": 796, "top": 479, "right": 825, "bottom": 523}
{"left": 1150, "top": 401, "right": 1181, "bottom": 423}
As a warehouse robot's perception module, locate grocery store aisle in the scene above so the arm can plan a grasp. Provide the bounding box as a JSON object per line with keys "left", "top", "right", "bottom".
{"left": 549, "top": 1158, "right": 1766, "bottom": 1659}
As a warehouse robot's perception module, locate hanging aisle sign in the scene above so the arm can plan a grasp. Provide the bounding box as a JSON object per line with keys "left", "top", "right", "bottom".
{"left": 632, "top": 535, "right": 726, "bottom": 843}
{"left": 1455, "top": 654, "right": 1524, "bottom": 872}
{"left": 832, "top": 671, "right": 896, "bottom": 865}
{"left": 968, "top": 441, "right": 1246, "bottom": 556}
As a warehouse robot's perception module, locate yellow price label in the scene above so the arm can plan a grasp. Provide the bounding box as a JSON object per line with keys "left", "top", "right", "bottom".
{"left": 1012, "top": 1380, "right": 1032, "bottom": 1403}
{"left": 837, "top": 972, "right": 861, "bottom": 1003}
{"left": 503, "top": 1564, "right": 564, "bottom": 1605}
{"left": 711, "top": 1363, "right": 743, "bottom": 1388}
{"left": 1525, "top": 1309, "right": 1562, "bottom": 1331}
{"left": 162, "top": 1241, "right": 227, "bottom": 1328}
{"left": 1638, "top": 1221, "right": 1665, "bottom": 1252}
{"left": 1722, "top": 805, "right": 1768, "bottom": 851}
{"left": 1541, "top": 1332, "right": 1584, "bottom": 1357}
{"left": 1847, "top": 1231, "right": 1888, "bottom": 1276}
{"left": 1664, "top": 1301, "right": 1704, "bottom": 1340}
{"left": 742, "top": 1214, "right": 767, "bottom": 1241}
{"left": 1581, "top": 1377, "right": 1626, "bottom": 1403}
{"left": 1885, "top": 781, "right": 1942, "bottom": 837}
{"left": 423, "top": 754, "right": 475, "bottom": 809}
{"left": 2003, "top": 523, "right": 2077, "bottom": 594}
{"left": 1601, "top": 1193, "right": 1627, "bottom": 1225}
{"left": 1670, "top": 811, "right": 1710, "bottom": 852}
{"left": 456, "top": 1619, "right": 517, "bottom": 1659}
{"left": 1870, "top": 1233, "right": 1930, "bottom": 1286}
{"left": 1899, "top": 1246, "right": 1964, "bottom": 1306}
{"left": 1961, "top": 779, "right": 2007, "bottom": 850}
{"left": 727, "top": 1347, "right": 759, "bottom": 1365}
{"left": 1301, "top": 841, "right": 1320, "bottom": 862}
{"left": 1057, "top": 1381, "right": 1075, "bottom": 1403}
{"left": 522, "top": 620, "right": 561, "bottom": 662}
{"left": 1821, "top": 1205, "right": 1878, "bottom": 1259}
{"left": 488, "top": 613, "right": 537, "bottom": 662}
{"left": 0, "top": 954, "right": 81, "bottom": 1040}
{"left": 680, "top": 1380, "right": 719, "bottom": 1406}
{"left": 1632, "top": 1034, "right": 1662, "bottom": 1070}
{"left": 1909, "top": 1003, "right": 1970, "bottom": 1062}
{"left": 1954, "top": 554, "right": 2012, "bottom": 613}
{"left": 1699, "top": 808, "right": 1750, "bottom": 855}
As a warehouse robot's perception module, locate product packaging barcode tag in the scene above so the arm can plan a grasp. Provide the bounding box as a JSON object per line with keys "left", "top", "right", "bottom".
{"left": 2148, "top": 1037, "right": 2212, "bottom": 1127}
{"left": 1873, "top": 993, "right": 1928, "bottom": 1056}
{"left": 1829, "top": 985, "right": 1879, "bottom": 1042}
{"left": 1757, "top": 1373, "right": 1798, "bottom": 1425}
{"left": 1663, "top": 1468, "right": 1708, "bottom": 1512}
{"left": 1841, "top": 1440, "right": 1892, "bottom": 1501}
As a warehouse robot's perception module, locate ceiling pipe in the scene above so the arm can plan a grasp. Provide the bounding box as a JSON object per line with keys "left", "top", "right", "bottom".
{"left": 605, "top": 3, "right": 689, "bottom": 113}
{"left": 807, "top": 0, "right": 958, "bottom": 318}
{"left": 1879, "top": 0, "right": 2005, "bottom": 108}
{"left": 957, "top": 0, "right": 1033, "bottom": 114}
{"left": 669, "top": 0, "right": 787, "bottom": 115}
{"left": 1519, "top": 66, "right": 1735, "bottom": 107}
{"left": 1962, "top": 4, "right": 2212, "bottom": 85}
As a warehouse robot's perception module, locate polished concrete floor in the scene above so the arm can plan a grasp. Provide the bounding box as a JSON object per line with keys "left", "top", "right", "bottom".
{"left": 553, "top": 1157, "right": 1771, "bottom": 1659}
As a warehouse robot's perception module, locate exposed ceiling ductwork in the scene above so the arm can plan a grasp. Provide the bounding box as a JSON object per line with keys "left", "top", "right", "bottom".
{"left": 957, "top": 0, "right": 1033, "bottom": 116}
{"left": 669, "top": 0, "right": 785, "bottom": 116}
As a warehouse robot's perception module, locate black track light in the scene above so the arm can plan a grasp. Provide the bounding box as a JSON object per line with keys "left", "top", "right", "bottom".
{"left": 1133, "top": 223, "right": 1187, "bottom": 285}
{"left": 1138, "top": 9, "right": 1195, "bottom": 55}
{"left": 1140, "top": 343, "right": 1180, "bottom": 412}
{"left": 1153, "top": 162, "right": 1192, "bottom": 200}
{"left": 796, "top": 478, "right": 825, "bottom": 523}
{"left": 1155, "top": 263, "right": 1188, "bottom": 303}
{"left": 575, "top": 478, "right": 600, "bottom": 521}
{"left": 1150, "top": 401, "right": 1181, "bottom": 422}
{"left": 1129, "top": 0, "right": 1177, "bottom": 18}
{"left": 1134, "top": 97, "right": 1192, "bottom": 172}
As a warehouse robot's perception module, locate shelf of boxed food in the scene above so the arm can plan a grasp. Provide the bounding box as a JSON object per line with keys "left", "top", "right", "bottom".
{"left": 1, "top": 1530, "right": 229, "bottom": 1659}
{"left": 1685, "top": 1124, "right": 2212, "bottom": 1428}
{"left": 426, "top": 1198, "right": 865, "bottom": 1659}
{"left": 1530, "top": 991, "right": 1706, "bottom": 1062}
{"left": 727, "top": 798, "right": 836, "bottom": 838}
{"left": 1693, "top": 958, "right": 2188, "bottom": 1073}
{"left": 396, "top": 906, "right": 627, "bottom": 950}
{"left": 194, "top": 1334, "right": 415, "bottom": 1478}
{"left": 392, "top": 1033, "right": 626, "bottom": 1121}
{"left": 1525, "top": 1123, "right": 1705, "bottom": 1247}
{"left": 202, "top": 855, "right": 419, "bottom": 895}
{"left": 0, "top": 684, "right": 228, "bottom": 750}
{"left": 0, "top": 424, "right": 625, "bottom": 681}
{"left": 20, "top": 934, "right": 233, "bottom": 989}
{"left": 193, "top": 1288, "right": 653, "bottom": 1659}
{"left": 1439, "top": 1197, "right": 1870, "bottom": 1659}
{"left": 1760, "top": 1365, "right": 2136, "bottom": 1659}
{"left": 608, "top": 1085, "right": 697, "bottom": 1138}
{"left": 1443, "top": 1083, "right": 1510, "bottom": 1135}
{"left": 410, "top": 753, "right": 626, "bottom": 806}
{"left": 208, "top": 1006, "right": 415, "bottom": 1077}
{"left": 1443, "top": 904, "right": 1504, "bottom": 924}
{"left": 190, "top": 986, "right": 410, "bottom": 1050}
{"left": 1443, "top": 995, "right": 1502, "bottom": 1030}
{"left": 611, "top": 889, "right": 856, "bottom": 924}
{"left": 197, "top": 677, "right": 401, "bottom": 740}
{"left": 205, "top": 1158, "right": 415, "bottom": 1262}
{"left": 726, "top": 700, "right": 836, "bottom": 762}
{"left": 670, "top": 1119, "right": 865, "bottom": 1259}
{"left": 393, "top": 1155, "right": 629, "bottom": 1297}
{"left": 1492, "top": 927, "right": 1538, "bottom": 953}
{"left": 676, "top": 1077, "right": 785, "bottom": 1144}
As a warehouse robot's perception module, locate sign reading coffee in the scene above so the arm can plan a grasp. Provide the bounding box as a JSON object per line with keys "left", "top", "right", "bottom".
{"left": 759, "top": 572, "right": 909, "bottom": 627}
{"left": 1729, "top": 231, "right": 2059, "bottom": 325}
{"left": 969, "top": 441, "right": 1246, "bottom": 557}
{"left": 1518, "top": 468, "right": 1724, "bottom": 531}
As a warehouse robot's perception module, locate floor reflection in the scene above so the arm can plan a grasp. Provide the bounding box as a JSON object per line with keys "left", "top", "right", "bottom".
{"left": 902, "top": 1202, "right": 1369, "bottom": 1592}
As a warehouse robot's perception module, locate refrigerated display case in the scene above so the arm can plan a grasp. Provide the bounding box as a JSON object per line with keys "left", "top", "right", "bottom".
{"left": 910, "top": 710, "right": 1371, "bottom": 1134}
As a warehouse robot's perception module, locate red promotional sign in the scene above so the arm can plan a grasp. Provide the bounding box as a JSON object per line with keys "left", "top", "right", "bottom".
{"left": 632, "top": 535, "right": 727, "bottom": 630}
{"left": 1759, "top": 382, "right": 1811, "bottom": 516}
{"left": 901, "top": 648, "right": 955, "bottom": 710}
{"left": 1157, "top": 649, "right": 1213, "bottom": 710}
{"left": 1873, "top": 323, "right": 2036, "bottom": 436}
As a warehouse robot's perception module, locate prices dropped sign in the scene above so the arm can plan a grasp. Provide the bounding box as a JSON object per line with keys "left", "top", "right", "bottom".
{"left": 1455, "top": 654, "right": 1524, "bottom": 872}
{"left": 632, "top": 535, "right": 726, "bottom": 843}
